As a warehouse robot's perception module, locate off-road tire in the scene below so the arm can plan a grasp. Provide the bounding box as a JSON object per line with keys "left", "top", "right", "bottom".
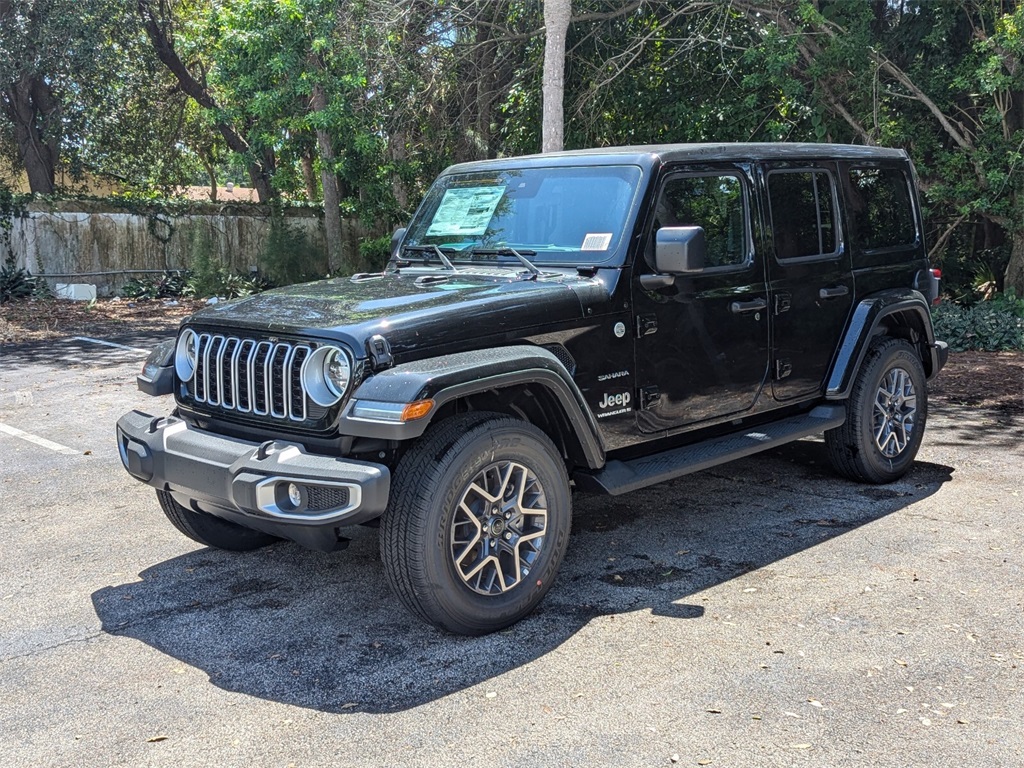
{"left": 156, "top": 489, "right": 277, "bottom": 551}
{"left": 826, "top": 337, "right": 927, "bottom": 484}
{"left": 381, "top": 413, "right": 572, "bottom": 635}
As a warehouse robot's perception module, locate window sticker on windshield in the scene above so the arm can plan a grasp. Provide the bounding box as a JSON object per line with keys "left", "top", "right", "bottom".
{"left": 426, "top": 186, "right": 506, "bottom": 237}
{"left": 581, "top": 233, "right": 613, "bottom": 251}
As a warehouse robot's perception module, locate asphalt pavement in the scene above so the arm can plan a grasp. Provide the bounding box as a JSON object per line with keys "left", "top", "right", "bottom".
{"left": 1, "top": 331, "right": 1021, "bottom": 767}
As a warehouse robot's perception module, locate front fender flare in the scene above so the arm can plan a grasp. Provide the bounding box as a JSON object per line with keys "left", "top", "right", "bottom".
{"left": 337, "top": 346, "right": 606, "bottom": 468}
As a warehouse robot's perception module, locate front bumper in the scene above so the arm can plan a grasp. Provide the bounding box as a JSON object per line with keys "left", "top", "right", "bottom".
{"left": 116, "top": 410, "right": 390, "bottom": 551}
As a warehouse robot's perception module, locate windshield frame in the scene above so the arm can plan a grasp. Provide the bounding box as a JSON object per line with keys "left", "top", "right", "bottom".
{"left": 400, "top": 163, "right": 647, "bottom": 268}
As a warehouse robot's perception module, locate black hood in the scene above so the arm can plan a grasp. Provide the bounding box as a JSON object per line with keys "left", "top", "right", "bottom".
{"left": 186, "top": 270, "right": 607, "bottom": 357}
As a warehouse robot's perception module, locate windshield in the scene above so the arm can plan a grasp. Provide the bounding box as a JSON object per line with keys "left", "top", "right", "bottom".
{"left": 403, "top": 165, "right": 643, "bottom": 265}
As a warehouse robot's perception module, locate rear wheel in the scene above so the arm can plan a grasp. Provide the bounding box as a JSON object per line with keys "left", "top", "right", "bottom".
{"left": 156, "top": 490, "right": 277, "bottom": 551}
{"left": 826, "top": 337, "right": 927, "bottom": 484}
{"left": 381, "top": 413, "right": 572, "bottom": 635}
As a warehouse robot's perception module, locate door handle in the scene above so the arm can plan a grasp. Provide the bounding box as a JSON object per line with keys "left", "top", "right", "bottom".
{"left": 729, "top": 297, "right": 768, "bottom": 315}
{"left": 819, "top": 285, "right": 849, "bottom": 299}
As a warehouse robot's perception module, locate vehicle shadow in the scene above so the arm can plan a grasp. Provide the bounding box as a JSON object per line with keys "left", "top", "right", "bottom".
{"left": 92, "top": 440, "right": 953, "bottom": 714}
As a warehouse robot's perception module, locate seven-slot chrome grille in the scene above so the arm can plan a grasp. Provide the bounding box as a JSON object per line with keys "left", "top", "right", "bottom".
{"left": 189, "top": 333, "right": 312, "bottom": 422}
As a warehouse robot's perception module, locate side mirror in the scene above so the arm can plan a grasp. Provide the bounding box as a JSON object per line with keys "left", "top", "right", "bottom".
{"left": 654, "top": 226, "right": 706, "bottom": 274}
{"left": 389, "top": 226, "right": 407, "bottom": 260}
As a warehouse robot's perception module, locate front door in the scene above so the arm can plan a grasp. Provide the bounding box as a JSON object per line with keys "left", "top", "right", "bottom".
{"left": 632, "top": 164, "right": 770, "bottom": 434}
{"left": 761, "top": 162, "right": 854, "bottom": 401}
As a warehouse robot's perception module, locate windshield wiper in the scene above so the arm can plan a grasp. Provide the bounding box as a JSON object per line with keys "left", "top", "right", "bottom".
{"left": 467, "top": 247, "right": 540, "bottom": 276}
{"left": 400, "top": 244, "right": 457, "bottom": 271}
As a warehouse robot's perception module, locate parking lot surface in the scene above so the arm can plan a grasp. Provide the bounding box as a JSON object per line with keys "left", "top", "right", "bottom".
{"left": 1, "top": 332, "right": 1022, "bottom": 767}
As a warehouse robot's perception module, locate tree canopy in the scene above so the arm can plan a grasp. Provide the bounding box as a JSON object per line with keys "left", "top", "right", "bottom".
{"left": 1, "top": 0, "right": 1021, "bottom": 291}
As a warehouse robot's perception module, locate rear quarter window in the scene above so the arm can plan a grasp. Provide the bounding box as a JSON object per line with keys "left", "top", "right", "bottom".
{"left": 846, "top": 167, "right": 917, "bottom": 252}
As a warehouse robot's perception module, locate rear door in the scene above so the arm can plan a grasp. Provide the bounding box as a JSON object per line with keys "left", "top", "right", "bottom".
{"left": 761, "top": 161, "right": 854, "bottom": 401}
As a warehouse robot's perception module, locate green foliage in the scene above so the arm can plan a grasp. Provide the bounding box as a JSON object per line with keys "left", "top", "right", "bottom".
{"left": 358, "top": 234, "right": 392, "bottom": 272}
{"left": 260, "top": 213, "right": 325, "bottom": 285}
{"left": 0, "top": 0, "right": 206, "bottom": 192}
{"left": 121, "top": 272, "right": 190, "bottom": 300}
{"left": 932, "top": 292, "right": 1024, "bottom": 351}
{"left": 184, "top": 226, "right": 233, "bottom": 299}
{"left": 0, "top": 263, "right": 35, "bottom": 303}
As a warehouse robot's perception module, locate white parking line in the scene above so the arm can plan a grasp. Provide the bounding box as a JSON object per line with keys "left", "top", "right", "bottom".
{"left": 0, "top": 423, "right": 81, "bottom": 455}
{"left": 70, "top": 336, "right": 151, "bottom": 354}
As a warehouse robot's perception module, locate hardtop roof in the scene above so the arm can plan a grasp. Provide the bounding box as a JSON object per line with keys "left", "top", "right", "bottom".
{"left": 443, "top": 142, "right": 909, "bottom": 175}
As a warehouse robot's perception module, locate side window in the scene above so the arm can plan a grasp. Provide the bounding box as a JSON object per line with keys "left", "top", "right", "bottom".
{"left": 654, "top": 174, "right": 748, "bottom": 268}
{"left": 768, "top": 170, "right": 838, "bottom": 260}
{"left": 848, "top": 167, "right": 916, "bottom": 251}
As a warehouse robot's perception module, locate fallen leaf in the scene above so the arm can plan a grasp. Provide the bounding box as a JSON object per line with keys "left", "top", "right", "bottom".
{"left": 706, "top": 708, "right": 722, "bottom": 714}
{"left": 808, "top": 699, "right": 823, "bottom": 708}
{"left": 894, "top": 659, "right": 908, "bottom": 666}
{"left": 742, "top": 588, "right": 757, "bottom": 593}
{"left": 340, "top": 703, "right": 357, "bottom": 710}
{"left": 146, "top": 736, "right": 168, "bottom": 743}
{"left": 789, "top": 744, "right": 812, "bottom": 750}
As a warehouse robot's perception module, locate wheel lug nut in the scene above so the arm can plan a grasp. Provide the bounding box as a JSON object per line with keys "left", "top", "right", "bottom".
{"left": 504, "top": 532, "right": 512, "bottom": 540}
{"left": 504, "top": 512, "right": 511, "bottom": 519}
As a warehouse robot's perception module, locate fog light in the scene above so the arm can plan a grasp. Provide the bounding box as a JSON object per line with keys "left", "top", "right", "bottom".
{"left": 287, "top": 483, "right": 302, "bottom": 508}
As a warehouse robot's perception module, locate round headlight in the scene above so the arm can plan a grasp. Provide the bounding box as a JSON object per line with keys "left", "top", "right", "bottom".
{"left": 175, "top": 329, "right": 199, "bottom": 382}
{"left": 302, "top": 345, "right": 352, "bottom": 407}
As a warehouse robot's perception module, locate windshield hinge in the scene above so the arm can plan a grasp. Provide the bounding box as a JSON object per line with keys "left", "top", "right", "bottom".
{"left": 367, "top": 334, "right": 394, "bottom": 370}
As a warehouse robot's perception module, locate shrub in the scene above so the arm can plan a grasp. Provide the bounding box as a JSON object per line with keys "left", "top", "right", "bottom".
{"left": 0, "top": 262, "right": 34, "bottom": 303}
{"left": 122, "top": 271, "right": 189, "bottom": 300}
{"left": 932, "top": 291, "right": 1024, "bottom": 352}
{"left": 358, "top": 234, "right": 393, "bottom": 272}
{"left": 261, "top": 214, "right": 325, "bottom": 285}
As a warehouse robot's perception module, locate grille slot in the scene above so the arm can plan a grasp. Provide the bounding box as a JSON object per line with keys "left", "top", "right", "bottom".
{"left": 191, "top": 334, "right": 313, "bottom": 422}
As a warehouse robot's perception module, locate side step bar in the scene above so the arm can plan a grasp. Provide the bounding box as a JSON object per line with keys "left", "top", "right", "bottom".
{"left": 574, "top": 405, "right": 846, "bottom": 496}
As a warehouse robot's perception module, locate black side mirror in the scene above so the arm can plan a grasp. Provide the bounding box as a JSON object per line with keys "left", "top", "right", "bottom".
{"left": 655, "top": 226, "right": 706, "bottom": 274}
{"left": 641, "top": 226, "right": 706, "bottom": 289}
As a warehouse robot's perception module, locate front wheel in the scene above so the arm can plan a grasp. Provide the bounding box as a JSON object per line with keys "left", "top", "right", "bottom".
{"left": 381, "top": 413, "right": 572, "bottom": 635}
{"left": 156, "top": 490, "right": 277, "bottom": 551}
{"left": 826, "top": 337, "right": 928, "bottom": 484}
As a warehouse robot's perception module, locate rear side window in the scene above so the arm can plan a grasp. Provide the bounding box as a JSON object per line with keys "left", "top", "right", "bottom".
{"left": 768, "top": 170, "right": 838, "bottom": 260}
{"left": 847, "top": 167, "right": 916, "bottom": 250}
{"left": 654, "top": 174, "right": 748, "bottom": 268}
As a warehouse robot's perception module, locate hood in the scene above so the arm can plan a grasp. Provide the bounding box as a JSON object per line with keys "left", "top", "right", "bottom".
{"left": 186, "top": 270, "right": 604, "bottom": 356}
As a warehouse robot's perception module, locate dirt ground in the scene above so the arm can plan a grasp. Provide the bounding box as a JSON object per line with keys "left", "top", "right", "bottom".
{"left": 2, "top": 297, "right": 1022, "bottom": 415}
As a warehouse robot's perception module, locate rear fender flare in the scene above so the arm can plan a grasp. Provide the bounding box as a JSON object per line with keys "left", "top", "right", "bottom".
{"left": 826, "top": 289, "right": 941, "bottom": 400}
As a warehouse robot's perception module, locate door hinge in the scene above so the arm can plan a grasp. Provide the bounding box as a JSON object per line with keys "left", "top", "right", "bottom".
{"left": 639, "top": 386, "right": 661, "bottom": 410}
{"left": 774, "top": 359, "right": 792, "bottom": 380}
{"left": 636, "top": 314, "right": 658, "bottom": 338}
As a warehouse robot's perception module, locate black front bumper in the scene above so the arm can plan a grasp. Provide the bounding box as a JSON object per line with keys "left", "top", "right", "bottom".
{"left": 116, "top": 410, "right": 391, "bottom": 551}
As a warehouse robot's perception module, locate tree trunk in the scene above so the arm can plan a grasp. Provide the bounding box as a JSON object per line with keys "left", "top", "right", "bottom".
{"left": 300, "top": 150, "right": 318, "bottom": 202}
{"left": 311, "top": 82, "right": 345, "bottom": 274}
{"left": 1005, "top": 232, "right": 1024, "bottom": 296}
{"left": 1, "top": 74, "right": 59, "bottom": 194}
{"left": 542, "top": 0, "right": 571, "bottom": 153}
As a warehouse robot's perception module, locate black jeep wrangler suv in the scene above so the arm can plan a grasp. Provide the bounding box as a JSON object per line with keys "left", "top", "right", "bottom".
{"left": 117, "top": 143, "right": 947, "bottom": 635}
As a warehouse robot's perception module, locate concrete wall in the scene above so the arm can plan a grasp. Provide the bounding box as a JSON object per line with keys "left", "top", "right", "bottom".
{"left": 2, "top": 200, "right": 368, "bottom": 296}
